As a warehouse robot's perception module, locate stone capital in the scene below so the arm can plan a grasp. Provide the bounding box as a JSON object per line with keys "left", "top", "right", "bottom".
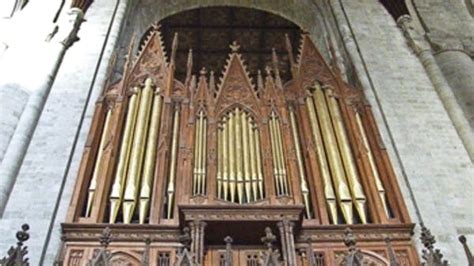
{"left": 397, "top": 15, "right": 431, "bottom": 55}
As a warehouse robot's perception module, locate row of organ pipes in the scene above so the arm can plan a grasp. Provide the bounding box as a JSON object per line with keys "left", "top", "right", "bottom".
{"left": 216, "top": 108, "right": 264, "bottom": 204}
{"left": 81, "top": 32, "right": 393, "bottom": 225}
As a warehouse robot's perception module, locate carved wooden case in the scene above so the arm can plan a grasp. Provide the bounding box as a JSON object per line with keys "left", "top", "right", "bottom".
{"left": 62, "top": 25, "right": 418, "bottom": 265}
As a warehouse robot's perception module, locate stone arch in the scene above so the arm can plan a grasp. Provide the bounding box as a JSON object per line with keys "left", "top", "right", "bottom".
{"left": 114, "top": 1, "right": 338, "bottom": 80}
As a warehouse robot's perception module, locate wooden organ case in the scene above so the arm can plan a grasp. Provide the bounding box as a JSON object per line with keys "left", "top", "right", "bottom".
{"left": 62, "top": 25, "right": 420, "bottom": 265}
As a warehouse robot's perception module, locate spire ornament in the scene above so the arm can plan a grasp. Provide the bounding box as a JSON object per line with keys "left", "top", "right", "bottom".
{"left": 420, "top": 223, "right": 448, "bottom": 266}
{"left": 0, "top": 224, "right": 30, "bottom": 266}
{"left": 230, "top": 41, "right": 240, "bottom": 53}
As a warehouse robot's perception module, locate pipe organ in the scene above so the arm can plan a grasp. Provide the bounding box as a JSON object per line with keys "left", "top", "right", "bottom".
{"left": 63, "top": 24, "right": 418, "bottom": 265}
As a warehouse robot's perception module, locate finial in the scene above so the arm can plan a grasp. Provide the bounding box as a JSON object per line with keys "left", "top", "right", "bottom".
{"left": 185, "top": 49, "right": 193, "bottom": 85}
{"left": 343, "top": 228, "right": 357, "bottom": 252}
{"left": 265, "top": 66, "right": 272, "bottom": 77}
{"left": 170, "top": 32, "right": 179, "bottom": 65}
{"left": 209, "top": 70, "right": 217, "bottom": 96}
{"left": 420, "top": 223, "right": 435, "bottom": 250}
{"left": 459, "top": 235, "right": 473, "bottom": 265}
{"left": 179, "top": 227, "right": 192, "bottom": 250}
{"left": 230, "top": 41, "right": 240, "bottom": 53}
{"left": 271, "top": 48, "right": 282, "bottom": 88}
{"left": 285, "top": 33, "right": 296, "bottom": 67}
{"left": 99, "top": 227, "right": 112, "bottom": 248}
{"left": 200, "top": 67, "right": 207, "bottom": 76}
{"left": 257, "top": 70, "right": 264, "bottom": 91}
{"left": 261, "top": 227, "right": 277, "bottom": 249}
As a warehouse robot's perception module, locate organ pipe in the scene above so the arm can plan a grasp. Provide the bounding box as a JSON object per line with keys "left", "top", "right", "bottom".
{"left": 222, "top": 119, "right": 229, "bottom": 201}
{"left": 108, "top": 88, "right": 140, "bottom": 222}
{"left": 289, "top": 106, "right": 312, "bottom": 218}
{"left": 241, "top": 112, "right": 251, "bottom": 202}
{"left": 123, "top": 79, "right": 154, "bottom": 224}
{"left": 228, "top": 112, "right": 236, "bottom": 203}
{"left": 312, "top": 84, "right": 354, "bottom": 224}
{"left": 139, "top": 85, "right": 163, "bottom": 224}
{"left": 325, "top": 87, "right": 367, "bottom": 224}
{"left": 305, "top": 95, "right": 338, "bottom": 223}
{"left": 201, "top": 116, "right": 207, "bottom": 194}
{"left": 166, "top": 104, "right": 181, "bottom": 219}
{"left": 269, "top": 113, "right": 281, "bottom": 195}
{"left": 255, "top": 129, "right": 264, "bottom": 198}
{"left": 235, "top": 108, "right": 244, "bottom": 204}
{"left": 85, "top": 106, "right": 113, "bottom": 217}
{"left": 248, "top": 119, "right": 258, "bottom": 200}
{"left": 355, "top": 111, "right": 390, "bottom": 217}
{"left": 217, "top": 125, "right": 223, "bottom": 199}
{"left": 275, "top": 115, "right": 289, "bottom": 195}
{"left": 218, "top": 108, "right": 263, "bottom": 203}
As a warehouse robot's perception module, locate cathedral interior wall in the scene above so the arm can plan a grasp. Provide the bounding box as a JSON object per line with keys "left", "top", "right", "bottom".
{"left": 0, "top": 0, "right": 472, "bottom": 265}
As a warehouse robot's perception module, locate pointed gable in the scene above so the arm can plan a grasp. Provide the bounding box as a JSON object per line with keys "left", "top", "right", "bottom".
{"left": 125, "top": 25, "right": 170, "bottom": 91}
{"left": 296, "top": 34, "right": 337, "bottom": 89}
{"left": 215, "top": 42, "right": 260, "bottom": 115}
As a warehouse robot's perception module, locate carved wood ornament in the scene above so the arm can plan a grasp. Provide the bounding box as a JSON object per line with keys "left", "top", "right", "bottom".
{"left": 63, "top": 25, "right": 418, "bottom": 265}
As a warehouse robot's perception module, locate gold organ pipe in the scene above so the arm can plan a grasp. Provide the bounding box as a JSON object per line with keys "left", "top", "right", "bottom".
{"left": 355, "top": 111, "right": 390, "bottom": 217}
{"left": 193, "top": 113, "right": 200, "bottom": 195}
{"left": 289, "top": 107, "right": 312, "bottom": 218}
{"left": 305, "top": 96, "right": 338, "bottom": 223}
{"left": 241, "top": 112, "right": 251, "bottom": 203}
{"left": 109, "top": 88, "right": 140, "bottom": 223}
{"left": 313, "top": 85, "right": 353, "bottom": 224}
{"left": 201, "top": 117, "right": 207, "bottom": 194}
{"left": 235, "top": 108, "right": 244, "bottom": 204}
{"left": 222, "top": 119, "right": 229, "bottom": 201}
{"left": 166, "top": 105, "right": 181, "bottom": 219}
{"left": 275, "top": 116, "right": 289, "bottom": 195}
{"left": 195, "top": 112, "right": 203, "bottom": 195}
{"left": 325, "top": 88, "right": 367, "bottom": 224}
{"left": 123, "top": 79, "right": 153, "bottom": 224}
{"left": 255, "top": 129, "right": 264, "bottom": 198}
{"left": 228, "top": 112, "right": 236, "bottom": 203}
{"left": 86, "top": 107, "right": 113, "bottom": 217}
{"left": 139, "top": 86, "right": 163, "bottom": 224}
{"left": 248, "top": 118, "right": 258, "bottom": 200}
{"left": 217, "top": 126, "right": 223, "bottom": 199}
{"left": 269, "top": 114, "right": 281, "bottom": 196}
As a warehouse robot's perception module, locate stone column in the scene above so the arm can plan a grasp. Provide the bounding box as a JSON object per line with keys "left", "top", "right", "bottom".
{"left": 189, "top": 220, "right": 206, "bottom": 264}
{"left": 277, "top": 219, "right": 297, "bottom": 266}
{"left": 0, "top": 7, "right": 86, "bottom": 215}
{"left": 428, "top": 33, "right": 474, "bottom": 129}
{"left": 397, "top": 15, "right": 474, "bottom": 162}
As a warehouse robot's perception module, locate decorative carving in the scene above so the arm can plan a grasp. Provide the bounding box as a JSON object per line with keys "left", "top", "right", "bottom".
{"left": 223, "top": 236, "right": 233, "bottom": 266}
{"left": 420, "top": 223, "right": 448, "bottom": 266}
{"left": 260, "top": 227, "right": 282, "bottom": 266}
{"left": 0, "top": 224, "right": 30, "bottom": 266}
{"left": 87, "top": 227, "right": 112, "bottom": 266}
{"left": 342, "top": 228, "right": 363, "bottom": 266}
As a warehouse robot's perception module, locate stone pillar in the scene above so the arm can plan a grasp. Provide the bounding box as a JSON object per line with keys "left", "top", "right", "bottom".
{"left": 0, "top": 7, "right": 85, "bottom": 215}
{"left": 277, "top": 219, "right": 297, "bottom": 266}
{"left": 428, "top": 33, "right": 474, "bottom": 129}
{"left": 397, "top": 15, "right": 474, "bottom": 161}
{"left": 189, "top": 220, "right": 206, "bottom": 264}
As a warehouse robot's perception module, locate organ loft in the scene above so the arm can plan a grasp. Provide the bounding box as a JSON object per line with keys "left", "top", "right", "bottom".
{"left": 60, "top": 7, "right": 419, "bottom": 266}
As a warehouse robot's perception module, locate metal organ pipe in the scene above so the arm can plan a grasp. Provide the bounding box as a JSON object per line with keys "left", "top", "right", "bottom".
{"left": 305, "top": 94, "right": 338, "bottom": 223}
{"left": 139, "top": 85, "right": 163, "bottom": 224}
{"left": 166, "top": 104, "right": 181, "bottom": 219}
{"left": 85, "top": 105, "right": 113, "bottom": 217}
{"left": 289, "top": 106, "right": 312, "bottom": 218}
{"left": 123, "top": 79, "right": 154, "bottom": 224}
{"left": 325, "top": 87, "right": 367, "bottom": 224}
{"left": 312, "top": 84, "right": 354, "bottom": 224}
{"left": 108, "top": 87, "right": 140, "bottom": 223}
